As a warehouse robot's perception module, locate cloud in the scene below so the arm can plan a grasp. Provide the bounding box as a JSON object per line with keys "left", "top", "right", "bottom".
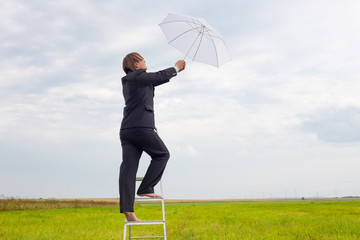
{"left": 1, "top": 0, "right": 360, "bottom": 199}
{"left": 299, "top": 107, "right": 360, "bottom": 143}
{"left": 0, "top": 1, "right": 25, "bottom": 33}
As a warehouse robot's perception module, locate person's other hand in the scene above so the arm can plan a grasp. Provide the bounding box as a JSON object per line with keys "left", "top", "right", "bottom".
{"left": 175, "top": 60, "right": 186, "bottom": 72}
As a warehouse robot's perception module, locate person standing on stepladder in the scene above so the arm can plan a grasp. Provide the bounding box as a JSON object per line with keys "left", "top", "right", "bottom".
{"left": 119, "top": 52, "right": 186, "bottom": 221}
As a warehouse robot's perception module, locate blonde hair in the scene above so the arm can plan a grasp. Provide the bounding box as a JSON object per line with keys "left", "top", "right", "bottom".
{"left": 122, "top": 52, "right": 143, "bottom": 74}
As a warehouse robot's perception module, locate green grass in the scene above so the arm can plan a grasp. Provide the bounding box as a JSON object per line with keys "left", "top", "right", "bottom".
{"left": 0, "top": 198, "right": 116, "bottom": 211}
{"left": 1, "top": 200, "right": 359, "bottom": 239}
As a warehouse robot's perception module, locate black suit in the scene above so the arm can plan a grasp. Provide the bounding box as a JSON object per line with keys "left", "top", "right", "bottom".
{"left": 119, "top": 67, "right": 177, "bottom": 213}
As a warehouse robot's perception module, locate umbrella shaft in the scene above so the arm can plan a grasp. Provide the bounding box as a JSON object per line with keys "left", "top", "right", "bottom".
{"left": 184, "top": 25, "right": 205, "bottom": 60}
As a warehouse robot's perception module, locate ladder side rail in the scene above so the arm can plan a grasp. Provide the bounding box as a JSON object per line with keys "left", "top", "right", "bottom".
{"left": 123, "top": 224, "right": 127, "bottom": 240}
{"left": 160, "top": 180, "right": 167, "bottom": 240}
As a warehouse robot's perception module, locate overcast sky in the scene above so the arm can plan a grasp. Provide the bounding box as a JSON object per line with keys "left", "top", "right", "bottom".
{"left": 1, "top": 0, "right": 360, "bottom": 200}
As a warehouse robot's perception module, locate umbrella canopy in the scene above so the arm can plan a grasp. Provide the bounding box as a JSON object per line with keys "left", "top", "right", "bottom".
{"left": 159, "top": 13, "right": 231, "bottom": 68}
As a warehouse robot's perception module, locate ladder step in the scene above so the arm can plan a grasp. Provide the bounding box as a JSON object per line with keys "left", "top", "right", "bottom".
{"left": 130, "top": 236, "right": 165, "bottom": 239}
{"left": 125, "top": 220, "right": 165, "bottom": 226}
{"left": 135, "top": 197, "right": 163, "bottom": 201}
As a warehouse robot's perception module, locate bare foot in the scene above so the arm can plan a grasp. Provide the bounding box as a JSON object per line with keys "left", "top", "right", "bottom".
{"left": 138, "top": 193, "right": 162, "bottom": 198}
{"left": 124, "top": 212, "right": 141, "bottom": 222}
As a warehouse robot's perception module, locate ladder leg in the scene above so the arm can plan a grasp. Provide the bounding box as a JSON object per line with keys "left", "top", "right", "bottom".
{"left": 163, "top": 223, "right": 167, "bottom": 240}
{"left": 161, "top": 180, "right": 167, "bottom": 239}
{"left": 160, "top": 180, "right": 167, "bottom": 240}
{"left": 123, "top": 224, "right": 127, "bottom": 240}
{"left": 128, "top": 225, "right": 131, "bottom": 240}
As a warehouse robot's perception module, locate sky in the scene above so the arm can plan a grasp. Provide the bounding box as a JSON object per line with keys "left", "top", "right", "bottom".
{"left": 1, "top": 0, "right": 360, "bottom": 200}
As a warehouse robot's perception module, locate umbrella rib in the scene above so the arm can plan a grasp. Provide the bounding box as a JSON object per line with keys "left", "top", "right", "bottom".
{"left": 160, "top": 19, "right": 202, "bottom": 27}
{"left": 192, "top": 25, "right": 205, "bottom": 61}
{"left": 160, "top": 19, "right": 204, "bottom": 36}
{"left": 160, "top": 20, "right": 202, "bottom": 35}
{"left": 184, "top": 31, "right": 202, "bottom": 59}
{"left": 202, "top": 28, "right": 224, "bottom": 41}
{"left": 166, "top": 27, "right": 199, "bottom": 44}
{"left": 208, "top": 34, "right": 220, "bottom": 67}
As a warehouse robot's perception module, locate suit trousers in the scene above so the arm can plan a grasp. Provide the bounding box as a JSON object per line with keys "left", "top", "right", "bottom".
{"left": 119, "top": 128, "right": 170, "bottom": 213}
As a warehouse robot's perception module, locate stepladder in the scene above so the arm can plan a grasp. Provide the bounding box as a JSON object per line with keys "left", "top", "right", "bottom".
{"left": 123, "top": 177, "right": 167, "bottom": 240}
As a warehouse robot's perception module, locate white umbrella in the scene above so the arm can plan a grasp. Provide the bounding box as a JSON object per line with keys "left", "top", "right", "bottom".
{"left": 159, "top": 13, "right": 231, "bottom": 68}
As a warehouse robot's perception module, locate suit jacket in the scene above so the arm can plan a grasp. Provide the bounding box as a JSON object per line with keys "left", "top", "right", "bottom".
{"left": 120, "top": 67, "right": 177, "bottom": 129}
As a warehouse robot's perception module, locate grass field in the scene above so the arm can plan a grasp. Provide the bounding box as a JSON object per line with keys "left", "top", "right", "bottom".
{"left": 0, "top": 198, "right": 359, "bottom": 239}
